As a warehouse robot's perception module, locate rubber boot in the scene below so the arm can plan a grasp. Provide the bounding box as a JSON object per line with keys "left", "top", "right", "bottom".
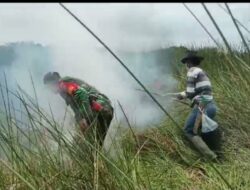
{"left": 201, "top": 128, "right": 223, "bottom": 158}
{"left": 189, "top": 135, "right": 217, "bottom": 160}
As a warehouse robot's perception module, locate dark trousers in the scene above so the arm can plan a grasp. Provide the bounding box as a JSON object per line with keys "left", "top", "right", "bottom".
{"left": 78, "top": 107, "right": 113, "bottom": 147}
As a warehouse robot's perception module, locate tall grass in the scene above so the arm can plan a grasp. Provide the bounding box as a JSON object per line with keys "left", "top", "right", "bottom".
{"left": 0, "top": 44, "right": 250, "bottom": 189}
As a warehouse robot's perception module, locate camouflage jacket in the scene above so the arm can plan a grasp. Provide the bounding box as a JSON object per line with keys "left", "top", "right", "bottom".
{"left": 57, "top": 76, "right": 113, "bottom": 123}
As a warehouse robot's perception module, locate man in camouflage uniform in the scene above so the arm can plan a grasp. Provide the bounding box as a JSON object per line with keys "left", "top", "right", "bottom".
{"left": 43, "top": 72, "right": 114, "bottom": 146}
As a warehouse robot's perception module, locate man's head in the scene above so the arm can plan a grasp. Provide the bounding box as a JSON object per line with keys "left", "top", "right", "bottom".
{"left": 43, "top": 72, "right": 61, "bottom": 93}
{"left": 181, "top": 50, "right": 204, "bottom": 68}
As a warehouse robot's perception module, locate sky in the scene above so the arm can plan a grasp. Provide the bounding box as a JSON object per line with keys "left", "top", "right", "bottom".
{"left": 0, "top": 3, "right": 249, "bottom": 51}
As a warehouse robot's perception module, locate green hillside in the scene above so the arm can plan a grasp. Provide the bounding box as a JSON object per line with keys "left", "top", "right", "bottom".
{"left": 0, "top": 45, "right": 249, "bottom": 190}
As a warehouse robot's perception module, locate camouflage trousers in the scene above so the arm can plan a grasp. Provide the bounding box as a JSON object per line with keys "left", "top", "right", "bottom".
{"left": 75, "top": 100, "right": 114, "bottom": 146}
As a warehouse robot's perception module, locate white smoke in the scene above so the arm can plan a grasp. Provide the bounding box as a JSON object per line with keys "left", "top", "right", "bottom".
{"left": 50, "top": 41, "right": 177, "bottom": 122}
{"left": 0, "top": 41, "right": 177, "bottom": 153}
{"left": 1, "top": 3, "right": 249, "bottom": 150}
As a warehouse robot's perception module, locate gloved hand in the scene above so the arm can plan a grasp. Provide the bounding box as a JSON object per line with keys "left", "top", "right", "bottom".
{"left": 176, "top": 91, "right": 186, "bottom": 100}
{"left": 176, "top": 93, "right": 184, "bottom": 100}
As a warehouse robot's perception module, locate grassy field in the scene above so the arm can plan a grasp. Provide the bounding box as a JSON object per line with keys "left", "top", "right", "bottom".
{"left": 0, "top": 45, "right": 250, "bottom": 190}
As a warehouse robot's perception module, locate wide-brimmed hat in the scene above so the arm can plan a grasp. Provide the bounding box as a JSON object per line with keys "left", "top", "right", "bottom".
{"left": 181, "top": 51, "right": 204, "bottom": 64}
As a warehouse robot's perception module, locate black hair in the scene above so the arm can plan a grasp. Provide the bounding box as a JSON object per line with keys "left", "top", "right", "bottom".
{"left": 43, "top": 72, "right": 61, "bottom": 84}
